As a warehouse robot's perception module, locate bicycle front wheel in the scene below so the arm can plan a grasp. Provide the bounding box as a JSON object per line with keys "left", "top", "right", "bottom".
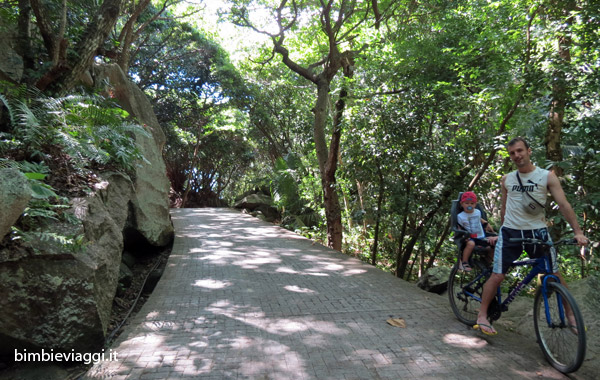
{"left": 448, "top": 260, "right": 488, "bottom": 326}
{"left": 533, "top": 281, "right": 586, "bottom": 373}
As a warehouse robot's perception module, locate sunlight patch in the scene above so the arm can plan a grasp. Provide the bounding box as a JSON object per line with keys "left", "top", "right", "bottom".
{"left": 193, "top": 279, "right": 232, "bottom": 289}
{"left": 276, "top": 266, "right": 298, "bottom": 274}
{"left": 342, "top": 268, "right": 367, "bottom": 276}
{"left": 284, "top": 285, "right": 315, "bottom": 294}
{"left": 443, "top": 333, "right": 488, "bottom": 348}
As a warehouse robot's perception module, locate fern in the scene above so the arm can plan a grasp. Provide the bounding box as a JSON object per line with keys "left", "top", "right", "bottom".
{"left": 1, "top": 84, "right": 151, "bottom": 254}
{"left": 2, "top": 84, "right": 151, "bottom": 173}
{"left": 0, "top": 158, "right": 18, "bottom": 170}
{"left": 13, "top": 228, "right": 86, "bottom": 253}
{"left": 19, "top": 160, "right": 50, "bottom": 175}
{"left": 0, "top": 93, "right": 16, "bottom": 126}
{"left": 24, "top": 206, "right": 60, "bottom": 221}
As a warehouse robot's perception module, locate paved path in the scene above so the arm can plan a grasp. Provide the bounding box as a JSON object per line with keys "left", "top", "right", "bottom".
{"left": 85, "top": 208, "right": 594, "bottom": 379}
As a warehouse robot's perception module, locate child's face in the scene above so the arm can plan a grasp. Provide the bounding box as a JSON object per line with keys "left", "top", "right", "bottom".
{"left": 461, "top": 201, "right": 476, "bottom": 213}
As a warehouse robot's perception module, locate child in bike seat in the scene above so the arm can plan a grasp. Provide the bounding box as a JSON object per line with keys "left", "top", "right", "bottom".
{"left": 457, "top": 191, "right": 498, "bottom": 271}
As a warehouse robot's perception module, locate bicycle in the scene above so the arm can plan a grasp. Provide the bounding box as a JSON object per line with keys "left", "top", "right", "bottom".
{"left": 448, "top": 237, "right": 587, "bottom": 373}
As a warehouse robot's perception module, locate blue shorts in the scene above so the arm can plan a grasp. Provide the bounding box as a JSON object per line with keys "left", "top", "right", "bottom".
{"left": 493, "top": 227, "right": 558, "bottom": 274}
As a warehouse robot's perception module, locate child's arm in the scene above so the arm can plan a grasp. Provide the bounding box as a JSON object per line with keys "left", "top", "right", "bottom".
{"left": 481, "top": 218, "right": 495, "bottom": 233}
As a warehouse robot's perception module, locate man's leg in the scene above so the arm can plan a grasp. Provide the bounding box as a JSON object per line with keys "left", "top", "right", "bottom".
{"left": 552, "top": 270, "right": 577, "bottom": 328}
{"left": 476, "top": 273, "right": 505, "bottom": 334}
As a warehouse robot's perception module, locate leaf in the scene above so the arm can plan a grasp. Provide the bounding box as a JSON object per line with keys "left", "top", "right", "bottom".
{"left": 386, "top": 318, "right": 407, "bottom": 328}
{"left": 29, "top": 182, "right": 58, "bottom": 199}
{"left": 24, "top": 172, "right": 46, "bottom": 180}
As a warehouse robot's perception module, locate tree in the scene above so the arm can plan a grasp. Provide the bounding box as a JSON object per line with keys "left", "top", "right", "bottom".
{"left": 25, "top": 0, "right": 124, "bottom": 93}
{"left": 127, "top": 12, "right": 252, "bottom": 207}
{"left": 229, "top": 0, "right": 383, "bottom": 250}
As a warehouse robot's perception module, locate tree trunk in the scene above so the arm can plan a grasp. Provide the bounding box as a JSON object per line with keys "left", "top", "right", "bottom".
{"left": 181, "top": 134, "right": 203, "bottom": 208}
{"left": 16, "top": 0, "right": 35, "bottom": 78}
{"left": 396, "top": 193, "right": 450, "bottom": 279}
{"left": 427, "top": 220, "right": 451, "bottom": 269}
{"left": 262, "top": 2, "right": 361, "bottom": 251}
{"left": 395, "top": 169, "right": 412, "bottom": 276}
{"left": 320, "top": 79, "right": 349, "bottom": 251}
{"left": 545, "top": 1, "right": 575, "bottom": 177}
{"left": 116, "top": 0, "right": 152, "bottom": 72}
{"left": 371, "top": 161, "right": 385, "bottom": 266}
{"left": 58, "top": 0, "right": 123, "bottom": 93}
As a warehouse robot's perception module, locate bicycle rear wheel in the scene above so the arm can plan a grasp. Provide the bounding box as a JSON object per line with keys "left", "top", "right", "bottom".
{"left": 448, "top": 259, "right": 489, "bottom": 325}
{"left": 533, "top": 281, "right": 586, "bottom": 373}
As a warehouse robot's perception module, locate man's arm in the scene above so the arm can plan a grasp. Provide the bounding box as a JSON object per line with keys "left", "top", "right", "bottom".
{"left": 547, "top": 171, "right": 588, "bottom": 245}
{"left": 500, "top": 175, "right": 508, "bottom": 225}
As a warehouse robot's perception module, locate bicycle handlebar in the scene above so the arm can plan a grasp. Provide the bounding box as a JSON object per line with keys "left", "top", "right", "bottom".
{"left": 508, "top": 238, "right": 578, "bottom": 246}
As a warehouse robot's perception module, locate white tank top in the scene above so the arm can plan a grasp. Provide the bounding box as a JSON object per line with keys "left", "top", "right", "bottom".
{"left": 503, "top": 167, "right": 549, "bottom": 229}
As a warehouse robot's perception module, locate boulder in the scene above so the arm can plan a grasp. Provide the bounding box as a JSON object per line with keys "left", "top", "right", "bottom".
{"left": 0, "top": 168, "right": 32, "bottom": 240}
{"left": 234, "top": 193, "right": 273, "bottom": 210}
{"left": 0, "top": 173, "right": 135, "bottom": 355}
{"left": 92, "top": 63, "right": 174, "bottom": 248}
{"left": 234, "top": 192, "right": 280, "bottom": 223}
{"left": 416, "top": 266, "right": 451, "bottom": 294}
{"left": 0, "top": 41, "right": 23, "bottom": 83}
{"left": 254, "top": 203, "right": 279, "bottom": 222}
{"left": 0, "top": 64, "right": 176, "bottom": 357}
{"left": 560, "top": 275, "right": 600, "bottom": 360}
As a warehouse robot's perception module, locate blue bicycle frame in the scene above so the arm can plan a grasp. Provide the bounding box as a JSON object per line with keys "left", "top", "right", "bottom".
{"left": 462, "top": 240, "right": 568, "bottom": 327}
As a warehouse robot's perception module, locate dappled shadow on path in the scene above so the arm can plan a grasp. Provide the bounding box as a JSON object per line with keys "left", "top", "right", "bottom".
{"left": 84, "top": 208, "right": 589, "bottom": 379}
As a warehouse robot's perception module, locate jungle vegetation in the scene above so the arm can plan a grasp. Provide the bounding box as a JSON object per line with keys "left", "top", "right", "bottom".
{"left": 0, "top": 0, "right": 598, "bottom": 281}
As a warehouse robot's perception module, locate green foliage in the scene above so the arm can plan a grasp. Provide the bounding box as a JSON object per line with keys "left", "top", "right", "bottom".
{"left": 1, "top": 84, "right": 149, "bottom": 254}
{"left": 221, "top": 0, "right": 599, "bottom": 281}
{"left": 271, "top": 154, "right": 306, "bottom": 215}
{"left": 1, "top": 85, "right": 149, "bottom": 173}
{"left": 0, "top": 159, "right": 85, "bottom": 253}
{"left": 128, "top": 11, "right": 256, "bottom": 205}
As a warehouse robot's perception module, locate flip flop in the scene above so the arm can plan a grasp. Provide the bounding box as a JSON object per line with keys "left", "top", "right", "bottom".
{"left": 459, "top": 262, "right": 472, "bottom": 272}
{"left": 474, "top": 323, "right": 497, "bottom": 336}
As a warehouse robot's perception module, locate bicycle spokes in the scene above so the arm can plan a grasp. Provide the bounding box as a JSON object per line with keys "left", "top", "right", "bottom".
{"left": 448, "top": 261, "right": 488, "bottom": 326}
{"left": 534, "top": 282, "right": 586, "bottom": 373}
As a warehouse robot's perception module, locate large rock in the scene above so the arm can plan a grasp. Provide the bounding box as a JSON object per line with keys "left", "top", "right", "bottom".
{"left": 0, "top": 40, "right": 23, "bottom": 83}
{"left": 416, "top": 266, "right": 451, "bottom": 294}
{"left": 234, "top": 193, "right": 279, "bottom": 223}
{"left": 0, "top": 65, "right": 176, "bottom": 356}
{"left": 0, "top": 175, "right": 133, "bottom": 355}
{"left": 92, "top": 63, "right": 173, "bottom": 247}
{"left": 0, "top": 168, "right": 32, "bottom": 240}
{"left": 234, "top": 193, "right": 273, "bottom": 210}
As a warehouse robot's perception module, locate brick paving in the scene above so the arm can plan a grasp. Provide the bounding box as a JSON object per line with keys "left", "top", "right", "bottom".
{"left": 84, "top": 208, "right": 593, "bottom": 379}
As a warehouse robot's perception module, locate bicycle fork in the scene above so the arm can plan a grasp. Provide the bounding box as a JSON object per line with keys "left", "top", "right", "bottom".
{"left": 541, "top": 275, "right": 568, "bottom": 328}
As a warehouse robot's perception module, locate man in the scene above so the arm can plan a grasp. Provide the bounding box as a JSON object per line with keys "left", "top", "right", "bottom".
{"left": 474, "top": 137, "right": 588, "bottom": 335}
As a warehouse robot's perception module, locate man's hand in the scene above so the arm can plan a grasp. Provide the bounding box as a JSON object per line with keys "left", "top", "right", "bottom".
{"left": 574, "top": 233, "right": 588, "bottom": 247}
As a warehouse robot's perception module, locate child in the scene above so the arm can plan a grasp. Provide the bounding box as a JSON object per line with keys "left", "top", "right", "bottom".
{"left": 457, "top": 191, "right": 498, "bottom": 271}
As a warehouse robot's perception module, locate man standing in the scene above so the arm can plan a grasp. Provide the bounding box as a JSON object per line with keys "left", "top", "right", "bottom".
{"left": 474, "top": 137, "right": 588, "bottom": 335}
